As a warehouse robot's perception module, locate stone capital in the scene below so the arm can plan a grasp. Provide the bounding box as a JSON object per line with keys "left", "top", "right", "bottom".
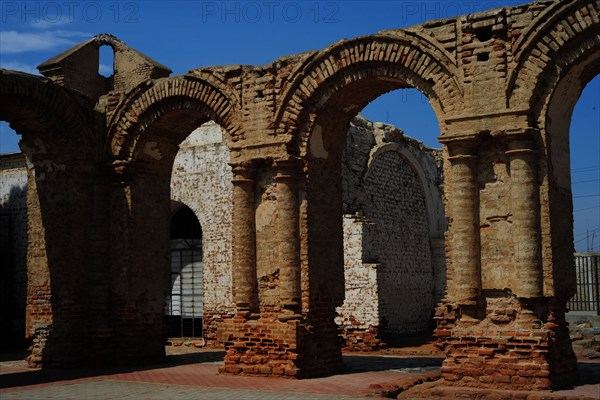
{"left": 230, "top": 160, "right": 258, "bottom": 184}
{"left": 274, "top": 157, "right": 305, "bottom": 181}
{"left": 439, "top": 134, "right": 480, "bottom": 160}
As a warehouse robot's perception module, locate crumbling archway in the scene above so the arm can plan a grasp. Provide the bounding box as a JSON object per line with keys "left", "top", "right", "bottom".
{"left": 431, "top": 0, "right": 600, "bottom": 390}
{"left": 216, "top": 33, "right": 461, "bottom": 377}
{"left": 105, "top": 74, "right": 244, "bottom": 365}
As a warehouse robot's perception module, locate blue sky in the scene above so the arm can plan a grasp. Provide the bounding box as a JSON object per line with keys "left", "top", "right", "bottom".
{"left": 0, "top": 0, "right": 598, "bottom": 251}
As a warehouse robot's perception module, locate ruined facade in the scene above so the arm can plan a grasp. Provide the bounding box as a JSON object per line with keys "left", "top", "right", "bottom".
{"left": 0, "top": 0, "right": 598, "bottom": 390}
{"left": 169, "top": 115, "right": 447, "bottom": 349}
{"left": 1, "top": 116, "right": 444, "bottom": 351}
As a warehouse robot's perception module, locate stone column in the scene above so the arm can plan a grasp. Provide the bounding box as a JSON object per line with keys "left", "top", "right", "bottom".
{"left": 506, "top": 135, "right": 543, "bottom": 298}
{"left": 274, "top": 158, "right": 303, "bottom": 319}
{"left": 231, "top": 162, "right": 259, "bottom": 313}
{"left": 446, "top": 140, "right": 481, "bottom": 309}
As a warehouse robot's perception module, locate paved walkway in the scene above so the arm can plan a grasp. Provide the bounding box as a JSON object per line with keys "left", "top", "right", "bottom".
{"left": 0, "top": 350, "right": 442, "bottom": 399}
{"left": 0, "top": 381, "right": 355, "bottom": 400}
{"left": 0, "top": 348, "right": 598, "bottom": 399}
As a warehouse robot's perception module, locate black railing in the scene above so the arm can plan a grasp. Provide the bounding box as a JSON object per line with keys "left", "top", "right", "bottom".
{"left": 567, "top": 253, "right": 600, "bottom": 315}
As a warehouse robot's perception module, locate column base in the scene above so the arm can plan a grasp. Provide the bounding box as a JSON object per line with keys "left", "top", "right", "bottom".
{"left": 435, "top": 295, "right": 578, "bottom": 390}
{"left": 219, "top": 314, "right": 343, "bottom": 378}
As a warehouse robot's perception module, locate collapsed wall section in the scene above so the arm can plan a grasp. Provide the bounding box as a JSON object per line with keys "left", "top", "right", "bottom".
{"left": 337, "top": 117, "right": 445, "bottom": 350}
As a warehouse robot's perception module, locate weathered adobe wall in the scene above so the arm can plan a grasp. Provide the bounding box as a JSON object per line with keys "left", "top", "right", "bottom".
{"left": 336, "top": 117, "right": 445, "bottom": 350}
{"left": 0, "top": 153, "right": 28, "bottom": 349}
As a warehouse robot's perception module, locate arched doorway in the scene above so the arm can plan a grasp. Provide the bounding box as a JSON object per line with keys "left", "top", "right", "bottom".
{"left": 226, "top": 33, "right": 459, "bottom": 377}
{"left": 106, "top": 75, "right": 241, "bottom": 365}
{"left": 335, "top": 115, "right": 446, "bottom": 350}
{"left": 566, "top": 76, "right": 600, "bottom": 317}
{"left": 165, "top": 204, "right": 203, "bottom": 339}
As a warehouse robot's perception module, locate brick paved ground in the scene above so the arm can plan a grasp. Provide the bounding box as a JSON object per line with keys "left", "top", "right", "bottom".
{"left": 0, "top": 346, "right": 598, "bottom": 399}
{"left": 0, "top": 381, "right": 357, "bottom": 400}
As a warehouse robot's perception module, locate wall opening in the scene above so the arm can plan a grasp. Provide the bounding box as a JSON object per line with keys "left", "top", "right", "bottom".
{"left": 567, "top": 74, "right": 600, "bottom": 316}
{"left": 325, "top": 86, "right": 445, "bottom": 350}
{"left": 98, "top": 45, "right": 114, "bottom": 78}
{"left": 571, "top": 75, "right": 600, "bottom": 254}
{"left": 360, "top": 89, "right": 440, "bottom": 147}
{"left": 0, "top": 122, "right": 21, "bottom": 154}
{"left": 165, "top": 203, "right": 203, "bottom": 339}
{"left": 168, "top": 121, "right": 233, "bottom": 346}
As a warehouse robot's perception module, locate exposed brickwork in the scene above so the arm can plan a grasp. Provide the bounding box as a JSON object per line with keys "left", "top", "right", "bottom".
{"left": 0, "top": 0, "right": 596, "bottom": 391}
{"left": 202, "top": 311, "right": 232, "bottom": 348}
{"left": 336, "top": 118, "right": 445, "bottom": 350}
{"left": 218, "top": 315, "right": 313, "bottom": 377}
{"left": 435, "top": 295, "right": 578, "bottom": 390}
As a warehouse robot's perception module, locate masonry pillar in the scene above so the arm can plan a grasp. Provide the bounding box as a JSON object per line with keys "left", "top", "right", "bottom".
{"left": 446, "top": 138, "right": 481, "bottom": 313}
{"left": 108, "top": 161, "right": 169, "bottom": 366}
{"left": 220, "top": 156, "right": 343, "bottom": 378}
{"left": 435, "top": 130, "right": 578, "bottom": 391}
{"left": 24, "top": 166, "right": 54, "bottom": 367}
{"left": 274, "top": 158, "right": 303, "bottom": 319}
{"left": 505, "top": 134, "right": 543, "bottom": 299}
{"left": 231, "top": 162, "right": 259, "bottom": 313}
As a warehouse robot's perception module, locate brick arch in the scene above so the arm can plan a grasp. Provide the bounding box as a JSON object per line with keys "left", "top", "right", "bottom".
{"left": 506, "top": 0, "right": 600, "bottom": 115}
{"left": 0, "top": 69, "right": 94, "bottom": 152}
{"left": 275, "top": 32, "right": 462, "bottom": 156}
{"left": 170, "top": 199, "right": 204, "bottom": 229}
{"left": 108, "top": 74, "right": 243, "bottom": 162}
{"left": 502, "top": 0, "right": 600, "bottom": 310}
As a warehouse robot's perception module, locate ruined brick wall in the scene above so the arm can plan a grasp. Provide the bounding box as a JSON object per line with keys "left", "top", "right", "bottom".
{"left": 170, "top": 121, "right": 235, "bottom": 345}
{"left": 1, "top": 117, "right": 445, "bottom": 351}
{"left": 336, "top": 117, "right": 445, "bottom": 349}
{"left": 337, "top": 215, "right": 381, "bottom": 350}
{"left": 168, "top": 116, "right": 445, "bottom": 349}
{"left": 364, "top": 151, "right": 433, "bottom": 337}
{"left": 3, "top": 0, "right": 594, "bottom": 385}
{"left": 0, "top": 153, "right": 28, "bottom": 348}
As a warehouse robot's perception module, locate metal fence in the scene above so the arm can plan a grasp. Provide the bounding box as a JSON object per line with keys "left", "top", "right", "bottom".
{"left": 164, "top": 238, "right": 203, "bottom": 338}
{"left": 567, "top": 253, "right": 600, "bottom": 315}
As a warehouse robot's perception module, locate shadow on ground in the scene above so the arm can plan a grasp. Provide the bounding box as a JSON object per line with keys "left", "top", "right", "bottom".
{"left": 0, "top": 351, "right": 226, "bottom": 389}
{"left": 575, "top": 362, "right": 600, "bottom": 386}
{"left": 0, "top": 352, "right": 28, "bottom": 363}
{"left": 2, "top": 350, "right": 598, "bottom": 391}
{"left": 342, "top": 355, "right": 443, "bottom": 373}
